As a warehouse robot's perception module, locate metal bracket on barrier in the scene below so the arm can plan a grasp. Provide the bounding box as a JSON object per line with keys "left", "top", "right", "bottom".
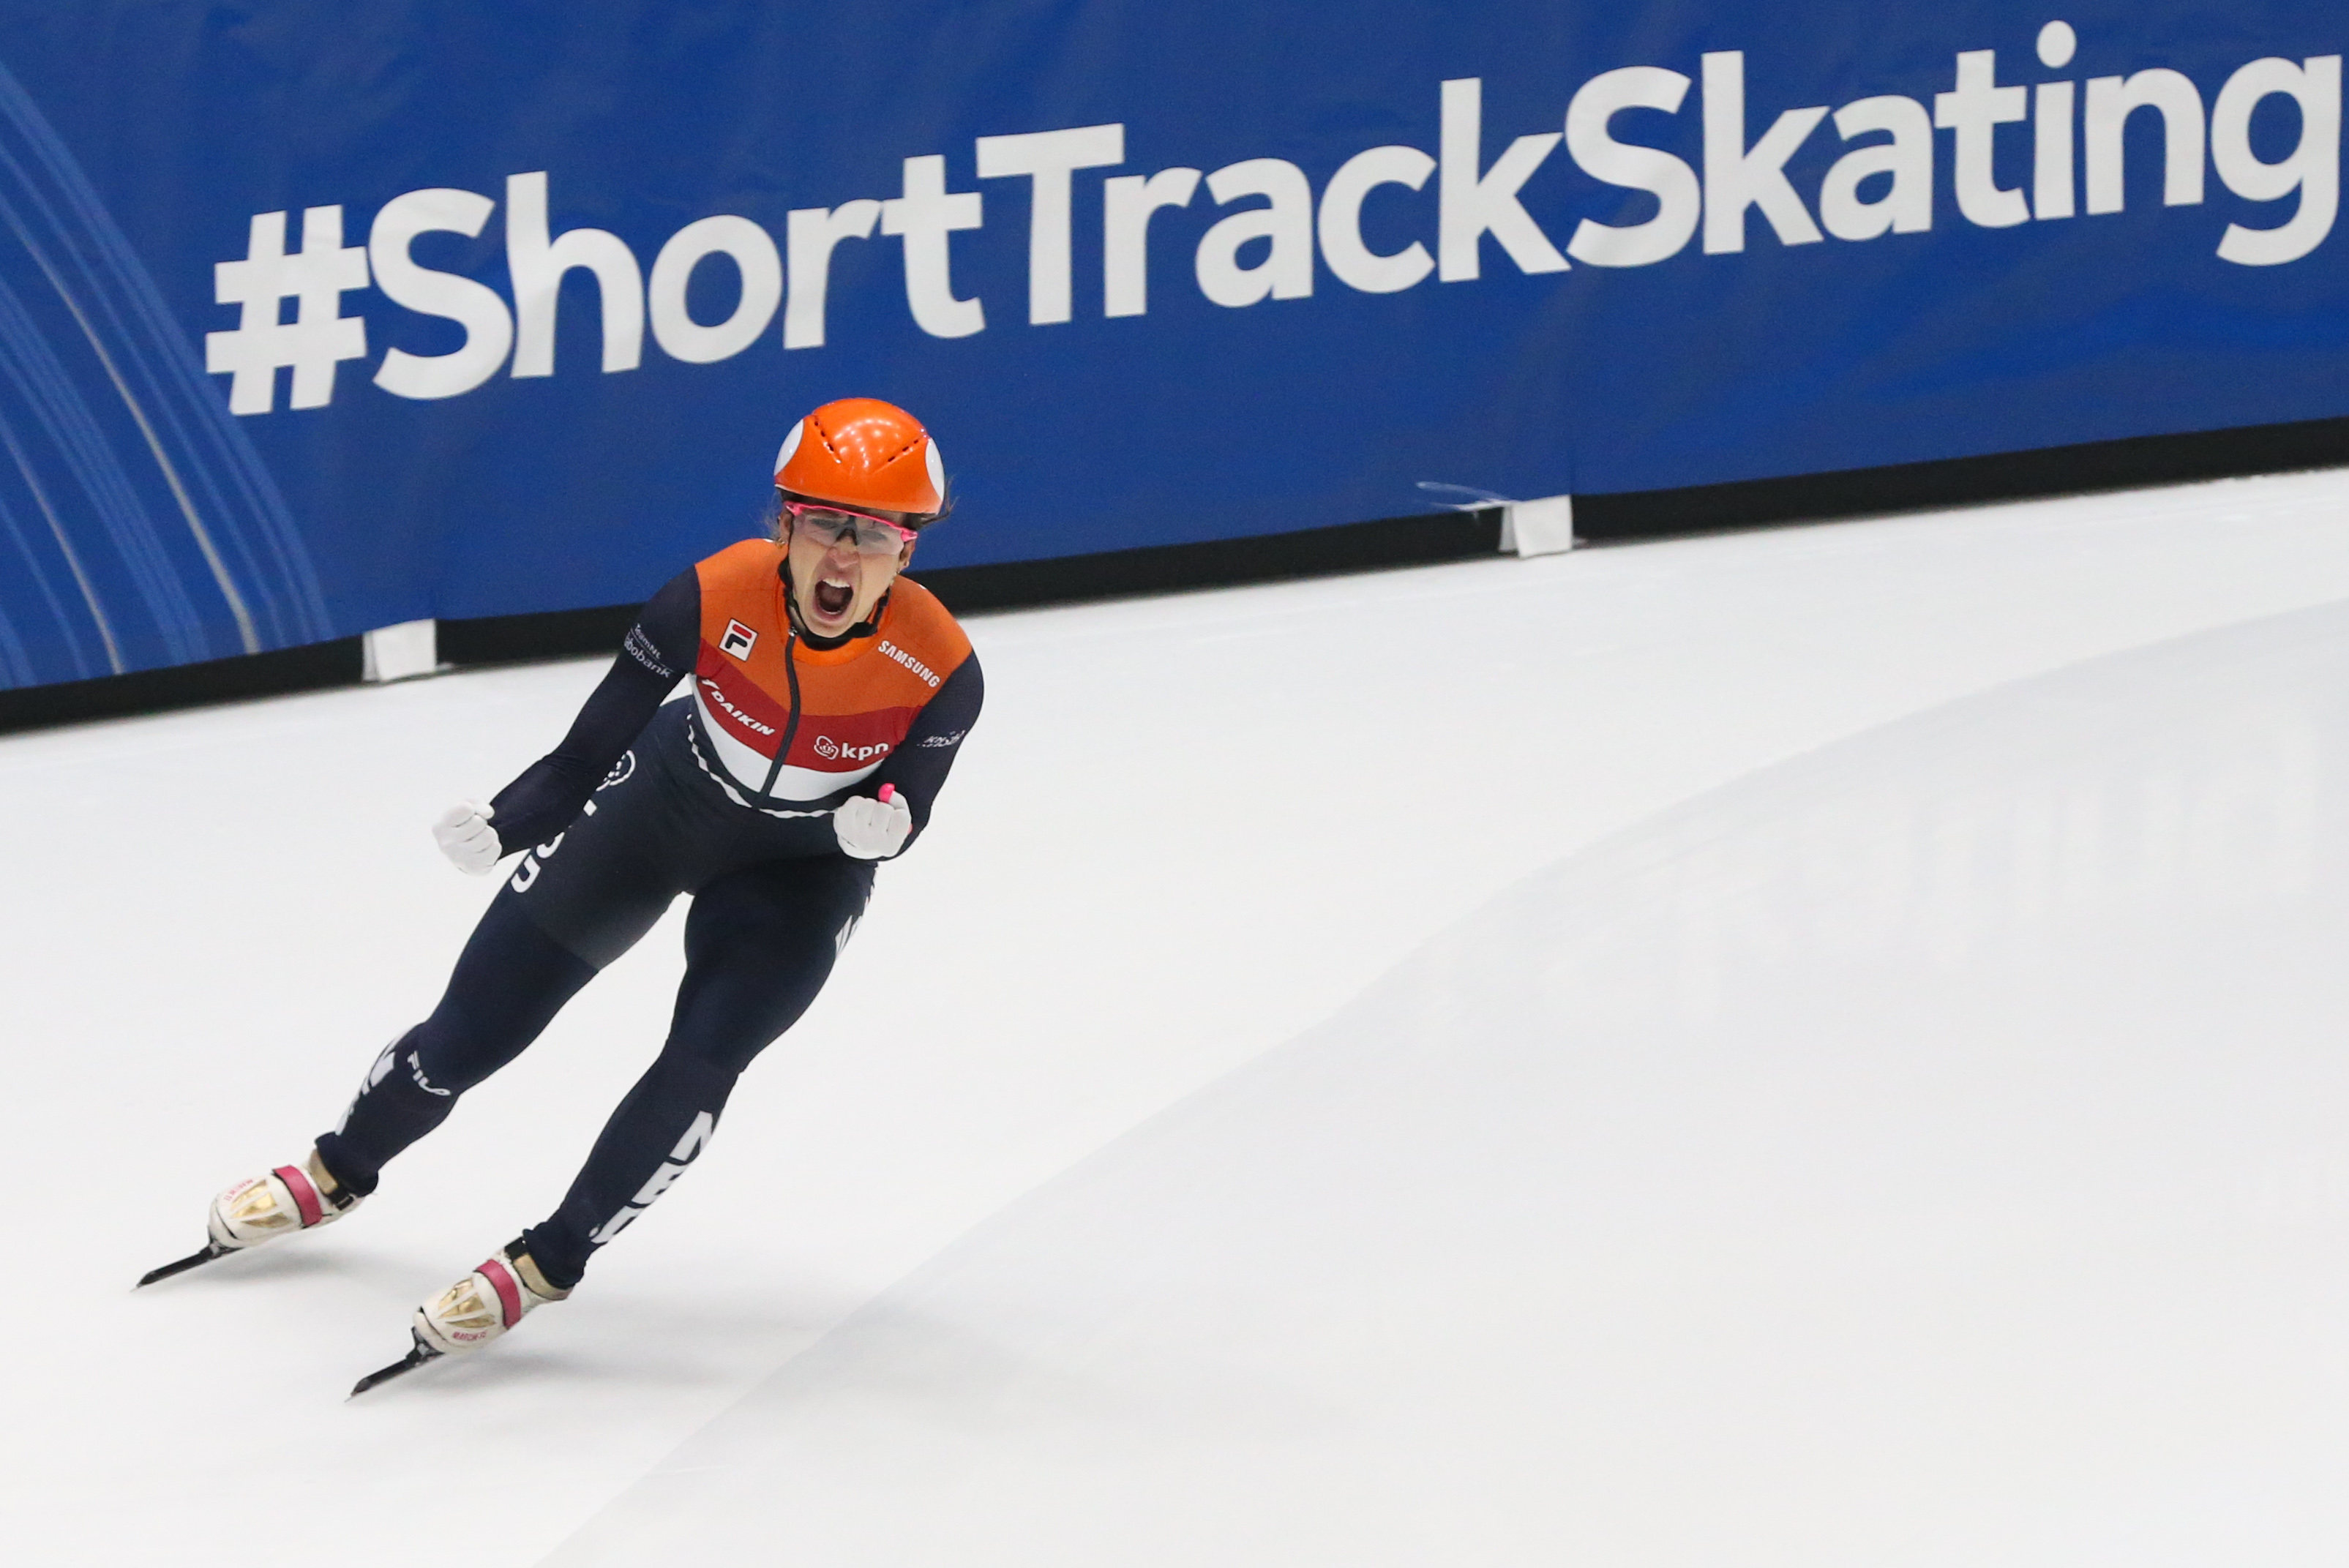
{"left": 1417, "top": 483, "right": 1578, "bottom": 558}
{"left": 363, "top": 618, "right": 441, "bottom": 683}
{"left": 1502, "top": 495, "right": 1576, "bottom": 557}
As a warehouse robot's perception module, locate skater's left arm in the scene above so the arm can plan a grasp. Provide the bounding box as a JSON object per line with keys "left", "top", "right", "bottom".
{"left": 455, "top": 571, "right": 700, "bottom": 863}
{"left": 835, "top": 654, "right": 984, "bottom": 860}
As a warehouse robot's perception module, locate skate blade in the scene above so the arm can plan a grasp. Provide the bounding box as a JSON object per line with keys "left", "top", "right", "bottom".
{"left": 135, "top": 1242, "right": 229, "bottom": 1288}
{"left": 348, "top": 1338, "right": 442, "bottom": 1399}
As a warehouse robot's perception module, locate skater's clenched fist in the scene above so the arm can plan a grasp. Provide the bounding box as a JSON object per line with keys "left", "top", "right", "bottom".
{"left": 432, "top": 800, "right": 503, "bottom": 874}
{"left": 833, "top": 788, "right": 912, "bottom": 860}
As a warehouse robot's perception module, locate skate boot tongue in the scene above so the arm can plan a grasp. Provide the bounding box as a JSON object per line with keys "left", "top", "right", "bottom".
{"left": 510, "top": 1248, "right": 571, "bottom": 1302}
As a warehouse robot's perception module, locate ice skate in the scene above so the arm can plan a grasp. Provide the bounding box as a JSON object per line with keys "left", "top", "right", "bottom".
{"left": 136, "top": 1149, "right": 363, "bottom": 1287}
{"left": 351, "top": 1239, "right": 569, "bottom": 1395}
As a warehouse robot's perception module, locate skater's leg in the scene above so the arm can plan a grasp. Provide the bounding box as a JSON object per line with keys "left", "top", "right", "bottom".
{"left": 158, "top": 891, "right": 602, "bottom": 1280}
{"left": 315, "top": 893, "right": 595, "bottom": 1193}
{"left": 315, "top": 762, "right": 690, "bottom": 1193}
{"left": 522, "top": 855, "right": 875, "bottom": 1286}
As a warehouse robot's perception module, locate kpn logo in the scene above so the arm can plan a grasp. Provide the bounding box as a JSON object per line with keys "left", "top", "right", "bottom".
{"left": 205, "top": 29, "right": 2342, "bottom": 415}
{"left": 812, "top": 735, "right": 888, "bottom": 763}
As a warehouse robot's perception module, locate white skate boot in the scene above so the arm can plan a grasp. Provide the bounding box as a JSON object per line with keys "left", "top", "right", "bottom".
{"left": 137, "top": 1149, "right": 364, "bottom": 1287}
{"left": 416, "top": 1241, "right": 570, "bottom": 1354}
{"left": 349, "top": 1240, "right": 570, "bottom": 1395}
{"left": 208, "top": 1149, "right": 364, "bottom": 1249}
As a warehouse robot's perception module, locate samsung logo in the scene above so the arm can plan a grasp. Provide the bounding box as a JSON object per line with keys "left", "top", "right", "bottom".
{"left": 878, "top": 638, "right": 943, "bottom": 688}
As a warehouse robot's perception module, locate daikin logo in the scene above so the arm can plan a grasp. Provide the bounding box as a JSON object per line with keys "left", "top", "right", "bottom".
{"left": 205, "top": 23, "right": 2342, "bottom": 413}
{"left": 697, "top": 677, "right": 773, "bottom": 735}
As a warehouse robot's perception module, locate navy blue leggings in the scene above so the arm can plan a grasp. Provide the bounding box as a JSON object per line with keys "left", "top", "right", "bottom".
{"left": 315, "top": 850, "right": 872, "bottom": 1287}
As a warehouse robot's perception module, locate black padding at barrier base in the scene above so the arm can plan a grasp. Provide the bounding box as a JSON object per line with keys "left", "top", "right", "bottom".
{"left": 0, "top": 638, "right": 361, "bottom": 736}
{"left": 4, "top": 416, "right": 2345, "bottom": 736}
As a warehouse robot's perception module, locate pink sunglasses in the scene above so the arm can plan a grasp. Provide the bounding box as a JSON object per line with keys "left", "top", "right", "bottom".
{"left": 782, "top": 500, "right": 920, "bottom": 556}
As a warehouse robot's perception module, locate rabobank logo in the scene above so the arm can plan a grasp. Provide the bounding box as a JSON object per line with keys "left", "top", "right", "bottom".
{"left": 202, "top": 28, "right": 2341, "bottom": 415}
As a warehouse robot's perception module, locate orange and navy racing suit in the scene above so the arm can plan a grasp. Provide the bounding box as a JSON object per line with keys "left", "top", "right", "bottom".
{"left": 314, "top": 538, "right": 982, "bottom": 1285}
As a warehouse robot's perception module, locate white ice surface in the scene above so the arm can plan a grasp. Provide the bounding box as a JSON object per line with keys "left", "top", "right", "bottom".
{"left": 5, "top": 470, "right": 2349, "bottom": 1563}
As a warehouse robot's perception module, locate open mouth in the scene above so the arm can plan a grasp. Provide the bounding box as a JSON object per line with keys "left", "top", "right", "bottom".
{"left": 812, "top": 577, "right": 854, "bottom": 620}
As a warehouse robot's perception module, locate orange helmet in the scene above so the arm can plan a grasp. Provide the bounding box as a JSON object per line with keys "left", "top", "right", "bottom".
{"left": 773, "top": 397, "right": 947, "bottom": 520}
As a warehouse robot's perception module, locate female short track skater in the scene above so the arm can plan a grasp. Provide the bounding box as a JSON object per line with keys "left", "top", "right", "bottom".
{"left": 143, "top": 398, "right": 982, "bottom": 1389}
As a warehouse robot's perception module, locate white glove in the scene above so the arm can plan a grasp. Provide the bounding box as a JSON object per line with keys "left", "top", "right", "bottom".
{"left": 833, "top": 787, "right": 913, "bottom": 860}
{"left": 432, "top": 800, "right": 503, "bottom": 875}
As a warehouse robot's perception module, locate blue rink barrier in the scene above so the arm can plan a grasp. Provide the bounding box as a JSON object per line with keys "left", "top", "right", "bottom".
{"left": 0, "top": 1, "right": 2342, "bottom": 701}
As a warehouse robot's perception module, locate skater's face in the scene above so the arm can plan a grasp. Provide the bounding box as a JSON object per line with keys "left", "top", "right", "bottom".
{"left": 784, "top": 500, "right": 916, "bottom": 637}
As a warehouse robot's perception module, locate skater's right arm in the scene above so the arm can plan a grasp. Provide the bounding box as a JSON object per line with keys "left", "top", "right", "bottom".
{"left": 477, "top": 569, "right": 702, "bottom": 853}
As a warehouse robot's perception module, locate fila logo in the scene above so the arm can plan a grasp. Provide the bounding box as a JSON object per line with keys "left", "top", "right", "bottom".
{"left": 407, "top": 1049, "right": 451, "bottom": 1098}
{"left": 719, "top": 619, "right": 757, "bottom": 659}
{"left": 812, "top": 735, "right": 889, "bottom": 763}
